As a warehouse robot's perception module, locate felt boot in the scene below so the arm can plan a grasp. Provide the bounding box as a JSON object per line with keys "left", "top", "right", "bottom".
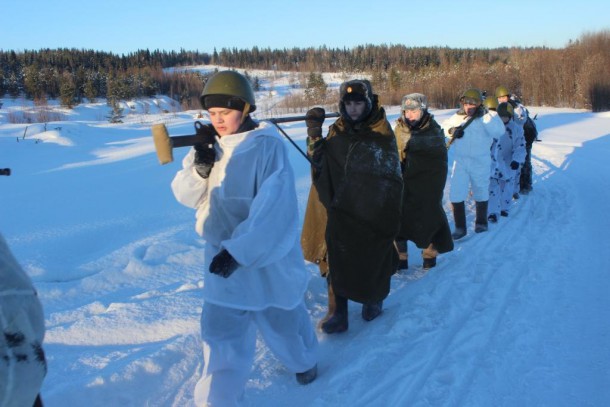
{"left": 296, "top": 364, "right": 318, "bottom": 385}
{"left": 320, "top": 289, "right": 348, "bottom": 334}
{"left": 451, "top": 201, "right": 467, "bottom": 240}
{"left": 474, "top": 200, "right": 489, "bottom": 233}
{"left": 361, "top": 301, "right": 383, "bottom": 321}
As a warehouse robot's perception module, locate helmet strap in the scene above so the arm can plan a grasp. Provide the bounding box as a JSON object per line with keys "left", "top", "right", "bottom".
{"left": 240, "top": 102, "right": 251, "bottom": 124}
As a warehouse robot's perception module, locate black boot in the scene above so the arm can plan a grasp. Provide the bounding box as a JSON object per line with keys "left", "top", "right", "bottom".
{"left": 320, "top": 290, "right": 348, "bottom": 334}
{"left": 317, "top": 279, "right": 336, "bottom": 330}
{"left": 422, "top": 257, "right": 437, "bottom": 270}
{"left": 451, "top": 201, "right": 467, "bottom": 240}
{"left": 475, "top": 200, "right": 489, "bottom": 233}
{"left": 361, "top": 301, "right": 383, "bottom": 321}
{"left": 296, "top": 364, "right": 318, "bottom": 385}
{"left": 395, "top": 240, "right": 408, "bottom": 270}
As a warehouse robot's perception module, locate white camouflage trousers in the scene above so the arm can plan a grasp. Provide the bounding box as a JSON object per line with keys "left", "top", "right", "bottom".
{"left": 194, "top": 301, "right": 319, "bottom": 406}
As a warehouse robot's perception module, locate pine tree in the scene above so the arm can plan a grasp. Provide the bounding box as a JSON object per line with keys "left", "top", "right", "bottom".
{"left": 106, "top": 98, "right": 124, "bottom": 123}
{"left": 59, "top": 72, "right": 76, "bottom": 108}
{"left": 304, "top": 72, "right": 327, "bottom": 105}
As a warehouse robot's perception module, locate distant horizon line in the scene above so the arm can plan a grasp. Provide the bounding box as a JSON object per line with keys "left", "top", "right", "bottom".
{"left": 1, "top": 42, "right": 571, "bottom": 56}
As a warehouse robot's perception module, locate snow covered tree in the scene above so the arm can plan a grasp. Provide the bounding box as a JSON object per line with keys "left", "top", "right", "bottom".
{"left": 106, "top": 99, "right": 124, "bottom": 123}
{"left": 59, "top": 72, "right": 76, "bottom": 108}
{"left": 304, "top": 72, "right": 327, "bottom": 105}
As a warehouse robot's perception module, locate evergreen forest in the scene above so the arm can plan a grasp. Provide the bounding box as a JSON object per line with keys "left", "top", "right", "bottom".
{"left": 1, "top": 30, "right": 608, "bottom": 113}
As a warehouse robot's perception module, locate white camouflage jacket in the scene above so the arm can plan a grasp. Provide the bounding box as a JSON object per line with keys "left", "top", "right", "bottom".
{"left": 171, "top": 121, "right": 310, "bottom": 311}
{"left": 490, "top": 119, "right": 527, "bottom": 180}
{"left": 0, "top": 234, "right": 46, "bottom": 407}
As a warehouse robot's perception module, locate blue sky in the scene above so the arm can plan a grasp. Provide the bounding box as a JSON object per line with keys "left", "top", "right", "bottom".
{"left": 3, "top": 0, "right": 609, "bottom": 55}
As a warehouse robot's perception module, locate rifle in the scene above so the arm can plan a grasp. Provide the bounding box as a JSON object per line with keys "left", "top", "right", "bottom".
{"left": 446, "top": 114, "right": 477, "bottom": 149}
{"left": 151, "top": 112, "right": 339, "bottom": 165}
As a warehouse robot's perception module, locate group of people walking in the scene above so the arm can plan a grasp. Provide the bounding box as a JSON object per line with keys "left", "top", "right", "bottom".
{"left": 444, "top": 86, "right": 535, "bottom": 235}
{"left": 170, "top": 70, "right": 535, "bottom": 406}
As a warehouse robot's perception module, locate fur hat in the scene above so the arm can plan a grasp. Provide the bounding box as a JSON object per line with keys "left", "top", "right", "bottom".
{"left": 401, "top": 93, "right": 427, "bottom": 112}
{"left": 339, "top": 79, "right": 373, "bottom": 121}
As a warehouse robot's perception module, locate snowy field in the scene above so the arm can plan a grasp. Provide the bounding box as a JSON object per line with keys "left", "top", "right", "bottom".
{"left": 1, "top": 68, "right": 609, "bottom": 406}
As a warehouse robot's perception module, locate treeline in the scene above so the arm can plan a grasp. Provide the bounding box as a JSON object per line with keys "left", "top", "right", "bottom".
{"left": 212, "top": 31, "right": 610, "bottom": 111}
{"left": 0, "top": 48, "right": 212, "bottom": 109}
{"left": 1, "top": 30, "right": 609, "bottom": 112}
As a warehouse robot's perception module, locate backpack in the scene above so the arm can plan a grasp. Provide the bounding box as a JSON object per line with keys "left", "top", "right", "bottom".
{"left": 523, "top": 116, "right": 538, "bottom": 144}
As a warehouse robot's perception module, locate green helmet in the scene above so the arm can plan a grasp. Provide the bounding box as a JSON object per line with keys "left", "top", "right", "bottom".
{"left": 483, "top": 97, "right": 499, "bottom": 111}
{"left": 200, "top": 70, "right": 256, "bottom": 112}
{"left": 460, "top": 88, "right": 482, "bottom": 106}
{"left": 494, "top": 85, "right": 510, "bottom": 99}
{"left": 497, "top": 102, "right": 514, "bottom": 119}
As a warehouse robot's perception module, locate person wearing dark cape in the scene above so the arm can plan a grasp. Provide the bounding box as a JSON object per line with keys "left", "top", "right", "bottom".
{"left": 301, "top": 79, "right": 403, "bottom": 334}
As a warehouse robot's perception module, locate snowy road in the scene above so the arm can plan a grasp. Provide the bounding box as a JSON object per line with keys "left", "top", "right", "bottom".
{"left": 2, "top": 105, "right": 609, "bottom": 406}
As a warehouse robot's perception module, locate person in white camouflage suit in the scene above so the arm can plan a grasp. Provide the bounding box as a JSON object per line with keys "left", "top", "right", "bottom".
{"left": 0, "top": 233, "right": 46, "bottom": 407}
{"left": 171, "top": 71, "right": 318, "bottom": 406}
{"left": 495, "top": 85, "right": 530, "bottom": 198}
{"left": 487, "top": 102, "right": 527, "bottom": 223}
{"left": 443, "top": 88, "right": 505, "bottom": 239}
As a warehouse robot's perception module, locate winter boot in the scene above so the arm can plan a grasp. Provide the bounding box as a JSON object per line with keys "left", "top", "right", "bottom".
{"left": 320, "top": 290, "right": 348, "bottom": 334}
{"left": 451, "top": 201, "right": 467, "bottom": 240}
{"left": 317, "top": 279, "right": 336, "bottom": 330}
{"left": 296, "top": 364, "right": 318, "bottom": 385}
{"left": 395, "top": 240, "right": 408, "bottom": 270}
{"left": 361, "top": 301, "right": 383, "bottom": 321}
{"left": 501, "top": 210, "right": 509, "bottom": 217}
{"left": 422, "top": 244, "right": 438, "bottom": 270}
{"left": 422, "top": 257, "right": 437, "bottom": 270}
{"left": 474, "top": 200, "right": 489, "bottom": 233}
{"left": 488, "top": 213, "right": 498, "bottom": 223}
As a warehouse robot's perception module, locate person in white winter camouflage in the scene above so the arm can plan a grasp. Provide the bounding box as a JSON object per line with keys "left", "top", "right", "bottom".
{"left": 0, "top": 233, "right": 46, "bottom": 407}
{"left": 495, "top": 85, "right": 531, "bottom": 198}
{"left": 495, "top": 85, "right": 528, "bottom": 127}
{"left": 171, "top": 70, "right": 318, "bottom": 406}
{"left": 487, "top": 102, "right": 527, "bottom": 223}
{"left": 443, "top": 88, "right": 505, "bottom": 239}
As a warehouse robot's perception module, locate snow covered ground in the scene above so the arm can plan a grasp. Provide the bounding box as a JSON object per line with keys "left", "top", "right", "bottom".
{"left": 1, "top": 69, "right": 609, "bottom": 406}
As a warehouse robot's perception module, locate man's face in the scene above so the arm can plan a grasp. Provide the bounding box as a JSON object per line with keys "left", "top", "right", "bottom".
{"left": 208, "top": 108, "right": 243, "bottom": 136}
{"left": 344, "top": 100, "right": 366, "bottom": 121}
{"left": 404, "top": 108, "right": 423, "bottom": 122}
{"left": 463, "top": 102, "right": 478, "bottom": 117}
{"left": 497, "top": 95, "right": 509, "bottom": 104}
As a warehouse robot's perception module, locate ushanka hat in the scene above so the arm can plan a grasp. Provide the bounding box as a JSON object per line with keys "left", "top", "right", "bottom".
{"left": 339, "top": 79, "right": 373, "bottom": 121}
{"left": 340, "top": 80, "right": 372, "bottom": 104}
{"left": 401, "top": 93, "right": 428, "bottom": 112}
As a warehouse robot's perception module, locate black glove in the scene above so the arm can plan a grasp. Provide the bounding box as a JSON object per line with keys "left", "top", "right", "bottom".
{"left": 305, "top": 107, "right": 326, "bottom": 139}
{"left": 209, "top": 249, "right": 239, "bottom": 278}
{"left": 193, "top": 122, "right": 217, "bottom": 178}
{"left": 510, "top": 161, "right": 520, "bottom": 170}
{"left": 450, "top": 126, "right": 465, "bottom": 139}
